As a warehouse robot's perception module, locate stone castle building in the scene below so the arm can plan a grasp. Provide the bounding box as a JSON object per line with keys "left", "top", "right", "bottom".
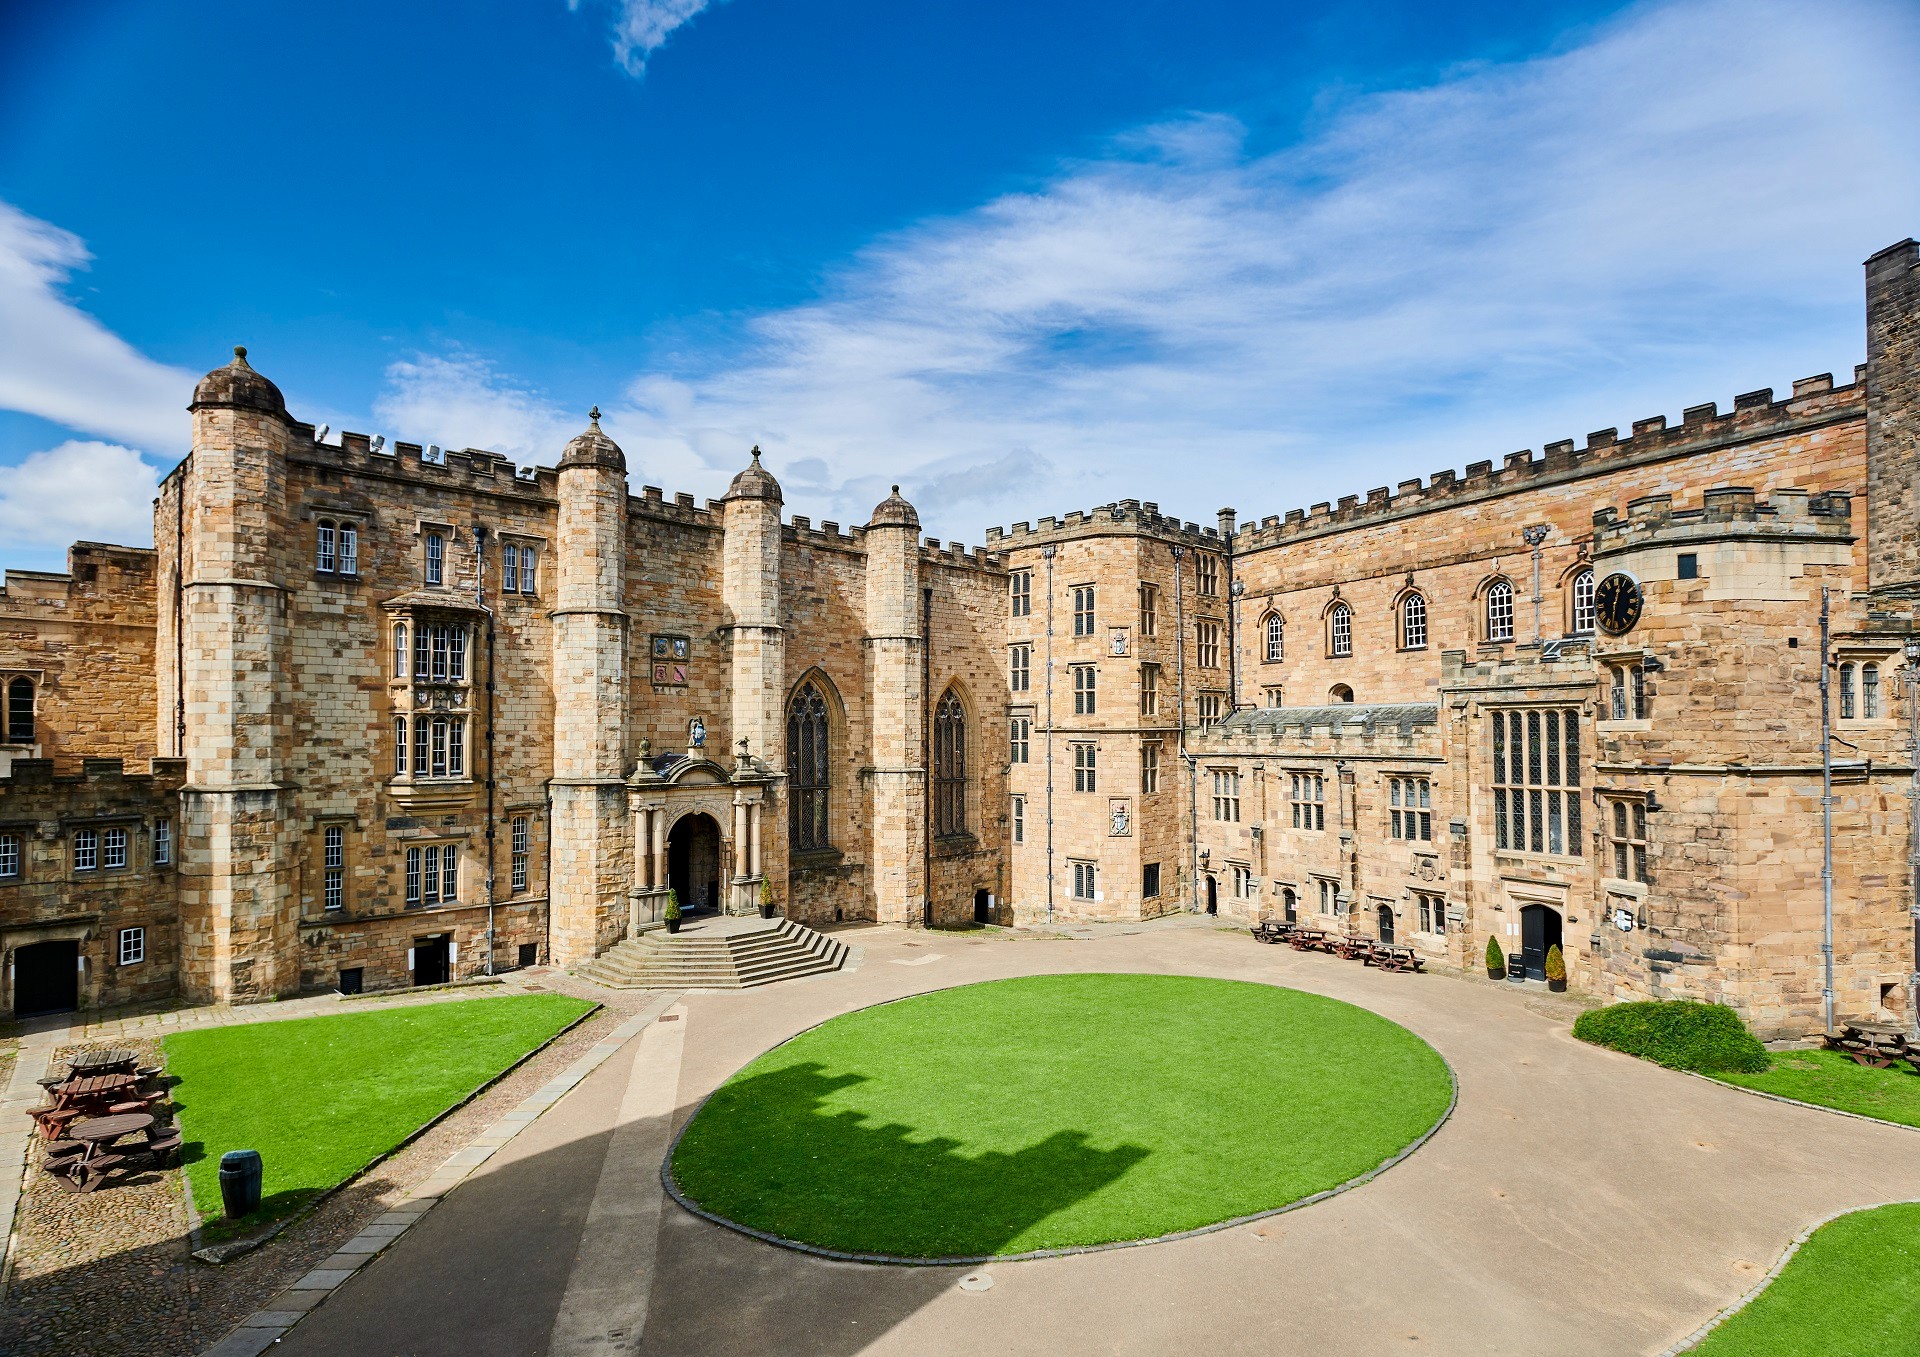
{"left": 2, "top": 238, "right": 1918, "bottom": 1038}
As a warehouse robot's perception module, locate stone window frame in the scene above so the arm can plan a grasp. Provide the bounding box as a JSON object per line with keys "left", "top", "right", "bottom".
{"left": 386, "top": 598, "right": 484, "bottom": 798}
{"left": 101, "top": 826, "right": 129, "bottom": 871}
{"left": 1388, "top": 775, "right": 1433, "bottom": 842}
{"left": 1290, "top": 770, "right": 1327, "bottom": 831}
{"left": 1070, "top": 858, "right": 1097, "bottom": 901}
{"left": 1196, "top": 619, "right": 1222, "bottom": 670}
{"left": 152, "top": 818, "right": 171, "bottom": 868}
{"left": 1314, "top": 875, "right": 1341, "bottom": 916}
{"left": 1009, "top": 569, "right": 1033, "bottom": 619}
{"left": 1008, "top": 644, "right": 1031, "bottom": 694}
{"left": 404, "top": 840, "right": 462, "bottom": 909}
{"left": 1413, "top": 891, "right": 1448, "bottom": 936}
{"left": 1481, "top": 576, "right": 1517, "bottom": 644}
{"left": 1008, "top": 714, "right": 1031, "bottom": 765}
{"left": 1196, "top": 553, "right": 1221, "bottom": 599}
{"left": 117, "top": 926, "right": 145, "bottom": 967}
{"left": 1564, "top": 563, "right": 1597, "bottom": 637}
{"left": 1263, "top": 685, "right": 1284, "bottom": 708}
{"left": 1836, "top": 649, "right": 1898, "bottom": 723}
{"left": 1231, "top": 862, "right": 1256, "bottom": 899}
{"left": 0, "top": 827, "right": 22, "bottom": 882}
{"left": 1142, "top": 861, "right": 1161, "bottom": 898}
{"left": 1137, "top": 583, "right": 1158, "bottom": 637}
{"left": 933, "top": 686, "right": 970, "bottom": 837}
{"left": 1072, "top": 663, "right": 1097, "bottom": 715}
{"left": 2, "top": 673, "right": 39, "bottom": 746}
{"left": 498, "top": 532, "right": 547, "bottom": 597}
{"left": 1260, "top": 610, "right": 1285, "bottom": 664}
{"left": 321, "top": 821, "right": 349, "bottom": 912}
{"left": 787, "top": 676, "right": 835, "bottom": 853}
{"left": 1071, "top": 584, "right": 1096, "bottom": 637}
{"left": 1140, "top": 662, "right": 1160, "bottom": 717}
{"left": 302, "top": 503, "right": 368, "bottom": 582}
{"left": 1197, "top": 691, "right": 1225, "bottom": 726}
{"left": 1603, "top": 659, "right": 1649, "bottom": 723}
{"left": 1394, "top": 586, "right": 1429, "bottom": 652}
{"left": 72, "top": 827, "right": 98, "bottom": 873}
{"left": 1324, "top": 598, "right": 1354, "bottom": 659}
{"left": 510, "top": 813, "right": 532, "bottom": 894}
{"left": 1210, "top": 767, "right": 1241, "bottom": 823}
{"left": 1604, "top": 794, "right": 1650, "bottom": 886}
{"left": 413, "top": 518, "right": 457, "bottom": 589}
{"left": 1072, "top": 741, "right": 1098, "bottom": 794}
{"left": 1011, "top": 794, "right": 1025, "bottom": 845}
{"left": 1140, "top": 739, "right": 1161, "bottom": 795}
{"left": 1490, "top": 705, "right": 1584, "bottom": 859}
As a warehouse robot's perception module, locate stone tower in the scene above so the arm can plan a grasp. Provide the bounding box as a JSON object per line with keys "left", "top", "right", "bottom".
{"left": 722, "top": 448, "right": 785, "bottom": 770}
{"left": 549, "top": 410, "right": 631, "bottom": 965}
{"left": 1867, "top": 238, "right": 1920, "bottom": 592}
{"left": 177, "top": 348, "right": 296, "bottom": 1002}
{"left": 865, "top": 487, "right": 926, "bottom": 923}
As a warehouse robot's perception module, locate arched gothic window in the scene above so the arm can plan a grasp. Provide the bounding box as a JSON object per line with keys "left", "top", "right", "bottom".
{"left": 934, "top": 690, "right": 967, "bottom": 836}
{"left": 1328, "top": 602, "right": 1353, "bottom": 658}
{"left": 1571, "top": 569, "right": 1596, "bottom": 635}
{"left": 1401, "top": 592, "right": 1428, "bottom": 649}
{"left": 1264, "top": 613, "right": 1284, "bottom": 663}
{"left": 1486, "top": 579, "right": 1515, "bottom": 642}
{"left": 5, "top": 677, "right": 33, "bottom": 743}
{"left": 788, "top": 681, "right": 831, "bottom": 851}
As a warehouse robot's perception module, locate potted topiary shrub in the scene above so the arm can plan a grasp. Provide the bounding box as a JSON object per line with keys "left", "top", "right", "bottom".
{"left": 759, "top": 878, "right": 777, "bottom": 920}
{"left": 1544, "top": 943, "right": 1568, "bottom": 993}
{"left": 1485, "top": 935, "right": 1504, "bottom": 980}
{"left": 664, "top": 889, "right": 682, "bottom": 935}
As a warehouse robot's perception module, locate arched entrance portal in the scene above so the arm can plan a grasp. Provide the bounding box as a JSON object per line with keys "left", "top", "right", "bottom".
{"left": 1519, "top": 904, "right": 1563, "bottom": 982}
{"left": 667, "top": 813, "right": 724, "bottom": 915}
{"left": 1376, "top": 903, "right": 1396, "bottom": 945}
{"left": 14, "top": 939, "right": 78, "bottom": 1017}
{"left": 1205, "top": 876, "right": 1218, "bottom": 915}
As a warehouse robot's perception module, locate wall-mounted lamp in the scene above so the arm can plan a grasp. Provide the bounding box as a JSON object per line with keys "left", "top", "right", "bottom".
{"left": 1645, "top": 791, "right": 1662, "bottom": 813}
{"left": 1641, "top": 654, "right": 1665, "bottom": 673}
{"left": 1198, "top": 849, "right": 1210, "bottom": 869}
{"left": 1906, "top": 635, "right": 1920, "bottom": 665}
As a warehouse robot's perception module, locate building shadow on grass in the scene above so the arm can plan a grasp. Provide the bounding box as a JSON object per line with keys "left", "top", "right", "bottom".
{"left": 672, "top": 1060, "right": 1152, "bottom": 1259}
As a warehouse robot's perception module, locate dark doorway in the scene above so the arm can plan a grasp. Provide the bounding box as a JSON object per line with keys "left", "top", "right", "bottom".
{"left": 413, "top": 935, "right": 450, "bottom": 987}
{"left": 668, "top": 813, "right": 724, "bottom": 914}
{"left": 1205, "top": 876, "right": 1218, "bottom": 915}
{"left": 1519, "top": 904, "right": 1563, "bottom": 982}
{"left": 1283, "top": 888, "right": 1297, "bottom": 923}
{"left": 1377, "top": 903, "right": 1396, "bottom": 945}
{"left": 14, "top": 940, "right": 78, "bottom": 1017}
{"left": 973, "top": 889, "right": 991, "bottom": 925}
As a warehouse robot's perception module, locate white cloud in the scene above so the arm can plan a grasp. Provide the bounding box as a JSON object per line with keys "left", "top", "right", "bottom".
{"left": 0, "top": 441, "right": 163, "bottom": 552}
{"left": 589, "top": 0, "right": 1920, "bottom": 540}
{"left": 570, "top": 0, "right": 721, "bottom": 77}
{"left": 0, "top": 202, "right": 194, "bottom": 451}
{"left": 373, "top": 353, "right": 580, "bottom": 461}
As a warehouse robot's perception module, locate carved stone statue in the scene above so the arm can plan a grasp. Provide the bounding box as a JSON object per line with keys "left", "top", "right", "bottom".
{"left": 689, "top": 716, "right": 706, "bottom": 750}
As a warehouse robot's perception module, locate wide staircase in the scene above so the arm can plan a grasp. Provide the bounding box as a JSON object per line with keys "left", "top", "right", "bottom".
{"left": 572, "top": 915, "right": 850, "bottom": 991}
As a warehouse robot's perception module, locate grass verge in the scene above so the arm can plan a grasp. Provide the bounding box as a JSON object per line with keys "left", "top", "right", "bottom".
{"left": 671, "top": 973, "right": 1452, "bottom": 1258}
{"left": 1709, "top": 1048, "right": 1920, "bottom": 1129}
{"left": 166, "top": 993, "right": 595, "bottom": 1239}
{"left": 1690, "top": 1202, "right": 1920, "bottom": 1355}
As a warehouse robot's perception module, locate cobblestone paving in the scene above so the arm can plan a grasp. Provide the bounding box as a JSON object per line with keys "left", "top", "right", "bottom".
{"left": 0, "top": 970, "right": 653, "bottom": 1357}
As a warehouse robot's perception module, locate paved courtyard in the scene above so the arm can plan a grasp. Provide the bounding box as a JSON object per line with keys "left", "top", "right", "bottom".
{"left": 213, "top": 919, "right": 1920, "bottom": 1357}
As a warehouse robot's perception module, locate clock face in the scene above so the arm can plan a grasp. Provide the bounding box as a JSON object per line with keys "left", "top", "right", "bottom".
{"left": 1594, "top": 572, "right": 1643, "bottom": 636}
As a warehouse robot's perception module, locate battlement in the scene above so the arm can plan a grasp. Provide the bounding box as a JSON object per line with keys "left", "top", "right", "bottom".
{"left": 1232, "top": 370, "right": 1867, "bottom": 553}
{"left": 1441, "top": 641, "right": 1597, "bottom": 690}
{"left": 918, "top": 537, "right": 1007, "bottom": 575}
{"left": 985, "top": 499, "right": 1224, "bottom": 550}
{"left": 1593, "top": 485, "right": 1855, "bottom": 552}
{"left": 0, "top": 756, "right": 185, "bottom": 791}
{"left": 631, "top": 484, "right": 719, "bottom": 530}
{"left": 291, "top": 423, "right": 561, "bottom": 501}
{"left": 1190, "top": 702, "right": 1440, "bottom": 757}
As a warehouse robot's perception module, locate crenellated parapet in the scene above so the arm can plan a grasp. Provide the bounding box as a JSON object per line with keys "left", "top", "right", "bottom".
{"left": 986, "top": 498, "right": 1225, "bottom": 550}
{"left": 1592, "top": 485, "right": 1855, "bottom": 555}
{"left": 1231, "top": 371, "right": 1867, "bottom": 552}
{"left": 1190, "top": 703, "right": 1440, "bottom": 759}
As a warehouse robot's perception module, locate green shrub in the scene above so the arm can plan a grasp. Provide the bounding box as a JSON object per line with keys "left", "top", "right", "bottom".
{"left": 664, "top": 889, "right": 682, "bottom": 922}
{"left": 1544, "top": 943, "right": 1566, "bottom": 982}
{"left": 759, "top": 878, "right": 775, "bottom": 910}
{"left": 1485, "top": 935, "right": 1503, "bottom": 972}
{"left": 1572, "top": 999, "right": 1769, "bottom": 1073}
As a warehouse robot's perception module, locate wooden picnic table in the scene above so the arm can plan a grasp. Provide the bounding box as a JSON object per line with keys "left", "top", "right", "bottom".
{"left": 1823, "top": 1023, "right": 1911, "bottom": 1068}
{"left": 55, "top": 1072, "right": 139, "bottom": 1106}
{"left": 1369, "top": 946, "right": 1427, "bottom": 974}
{"left": 67, "top": 1048, "right": 138, "bottom": 1074}
{"left": 51, "top": 1112, "right": 155, "bottom": 1193}
{"left": 1330, "top": 936, "right": 1375, "bottom": 960}
{"left": 1287, "top": 929, "right": 1330, "bottom": 952}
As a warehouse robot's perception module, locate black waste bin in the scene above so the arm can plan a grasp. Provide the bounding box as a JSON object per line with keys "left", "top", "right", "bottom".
{"left": 219, "top": 1149, "right": 263, "bottom": 1219}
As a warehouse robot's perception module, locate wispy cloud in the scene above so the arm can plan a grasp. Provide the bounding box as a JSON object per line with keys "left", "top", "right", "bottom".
{"left": 581, "top": 0, "right": 1920, "bottom": 538}
{"left": 0, "top": 202, "right": 194, "bottom": 451}
{"left": 0, "top": 440, "right": 164, "bottom": 553}
{"left": 373, "top": 353, "right": 579, "bottom": 460}
{"left": 571, "top": 0, "right": 722, "bottom": 77}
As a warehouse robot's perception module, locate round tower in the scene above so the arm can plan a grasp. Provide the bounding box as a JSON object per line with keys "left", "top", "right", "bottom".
{"left": 864, "top": 486, "right": 926, "bottom": 923}
{"left": 549, "top": 408, "right": 631, "bottom": 964}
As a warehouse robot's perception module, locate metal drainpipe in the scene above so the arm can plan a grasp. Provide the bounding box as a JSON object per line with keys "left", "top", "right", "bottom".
{"left": 1820, "top": 588, "right": 1835, "bottom": 1033}
{"left": 473, "top": 526, "right": 497, "bottom": 976}
{"left": 1172, "top": 544, "right": 1196, "bottom": 914}
{"left": 1043, "top": 545, "right": 1057, "bottom": 926}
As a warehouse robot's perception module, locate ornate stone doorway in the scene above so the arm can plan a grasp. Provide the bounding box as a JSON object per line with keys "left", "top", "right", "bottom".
{"left": 1377, "top": 903, "right": 1396, "bottom": 945}
{"left": 669, "top": 812, "right": 724, "bottom": 914}
{"left": 1519, "top": 904, "right": 1563, "bottom": 982}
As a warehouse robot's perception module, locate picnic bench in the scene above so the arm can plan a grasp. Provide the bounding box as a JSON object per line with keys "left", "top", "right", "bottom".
{"left": 26, "top": 1065, "right": 165, "bottom": 1142}
{"left": 42, "top": 1112, "right": 179, "bottom": 1193}
{"left": 1330, "top": 935, "right": 1375, "bottom": 961}
{"left": 1287, "top": 928, "right": 1331, "bottom": 953}
{"left": 1249, "top": 919, "right": 1295, "bottom": 944}
{"left": 1368, "top": 945, "right": 1426, "bottom": 974}
{"left": 1823, "top": 1021, "right": 1912, "bottom": 1069}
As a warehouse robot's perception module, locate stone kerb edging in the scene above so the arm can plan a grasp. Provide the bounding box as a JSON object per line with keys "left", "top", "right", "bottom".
{"left": 199, "top": 993, "right": 680, "bottom": 1357}
{"left": 1656, "top": 1198, "right": 1920, "bottom": 1356}
{"left": 658, "top": 979, "right": 1460, "bottom": 1267}
{"left": 1682, "top": 1066, "right": 1920, "bottom": 1134}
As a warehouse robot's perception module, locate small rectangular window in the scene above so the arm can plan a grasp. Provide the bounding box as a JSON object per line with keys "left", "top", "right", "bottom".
{"left": 1073, "top": 665, "right": 1097, "bottom": 715}
{"left": 519, "top": 547, "right": 536, "bottom": 594}
{"left": 1009, "top": 645, "right": 1030, "bottom": 693}
{"left": 1141, "top": 741, "right": 1161, "bottom": 794}
{"left": 517, "top": 944, "right": 538, "bottom": 968}
{"left": 153, "top": 819, "right": 171, "bottom": 867}
{"left": 1073, "top": 585, "right": 1096, "bottom": 636}
{"left": 0, "top": 831, "right": 19, "bottom": 880}
{"left": 103, "top": 826, "right": 128, "bottom": 869}
{"left": 338, "top": 525, "right": 358, "bottom": 576}
{"left": 1009, "top": 716, "right": 1031, "bottom": 764}
{"left": 1677, "top": 552, "right": 1698, "bottom": 580}
{"left": 1071, "top": 860, "right": 1096, "bottom": 900}
{"left": 1011, "top": 795, "right": 1025, "bottom": 845}
{"left": 1142, "top": 862, "right": 1160, "bottom": 898}
{"left": 338, "top": 966, "right": 365, "bottom": 995}
{"left": 502, "top": 544, "right": 520, "bottom": 593}
{"left": 118, "top": 926, "right": 145, "bottom": 966}
{"left": 316, "top": 521, "right": 336, "bottom": 574}
{"left": 1291, "top": 772, "right": 1327, "bottom": 831}
{"left": 1138, "top": 584, "right": 1158, "bottom": 637}
{"left": 1073, "top": 743, "right": 1098, "bottom": 793}
{"left": 74, "top": 828, "right": 97, "bottom": 872}
{"left": 406, "top": 846, "right": 423, "bottom": 906}
{"left": 1197, "top": 555, "right": 1219, "bottom": 598}
{"left": 442, "top": 846, "right": 458, "bottom": 903}
{"left": 1212, "top": 769, "right": 1241, "bottom": 822}
{"left": 426, "top": 531, "right": 446, "bottom": 586}
{"left": 1196, "top": 621, "right": 1221, "bottom": 669}
{"left": 1009, "top": 570, "right": 1032, "bottom": 618}
{"left": 511, "top": 815, "right": 530, "bottom": 893}
{"left": 1140, "top": 663, "right": 1160, "bottom": 718}
{"left": 1198, "top": 693, "right": 1223, "bottom": 726}
{"left": 324, "top": 824, "right": 345, "bottom": 911}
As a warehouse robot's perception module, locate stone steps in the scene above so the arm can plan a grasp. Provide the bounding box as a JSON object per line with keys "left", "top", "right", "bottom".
{"left": 572, "top": 918, "right": 848, "bottom": 990}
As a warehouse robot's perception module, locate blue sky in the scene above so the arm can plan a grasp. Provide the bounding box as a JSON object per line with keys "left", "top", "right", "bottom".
{"left": 1, "top": 0, "right": 1918, "bottom": 572}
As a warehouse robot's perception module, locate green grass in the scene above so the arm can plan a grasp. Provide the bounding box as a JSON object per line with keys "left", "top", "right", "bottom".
{"left": 1691, "top": 1202, "right": 1920, "bottom": 1355}
{"left": 1572, "top": 1000, "right": 1769, "bottom": 1073}
{"left": 1710, "top": 1048, "right": 1920, "bottom": 1128}
{"left": 165, "top": 993, "right": 595, "bottom": 1237}
{"left": 669, "top": 973, "right": 1452, "bottom": 1258}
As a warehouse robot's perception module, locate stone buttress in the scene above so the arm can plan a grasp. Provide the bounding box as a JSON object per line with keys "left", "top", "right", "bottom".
{"left": 865, "top": 487, "right": 926, "bottom": 923}
{"left": 721, "top": 449, "right": 784, "bottom": 912}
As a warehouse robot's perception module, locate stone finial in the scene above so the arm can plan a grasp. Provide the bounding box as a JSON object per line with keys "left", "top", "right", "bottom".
{"left": 190, "top": 344, "right": 286, "bottom": 416}
{"left": 724, "top": 445, "right": 782, "bottom": 503}
{"left": 869, "top": 483, "right": 920, "bottom": 529}
{"left": 560, "top": 407, "right": 626, "bottom": 472}
{"left": 589, "top": 405, "right": 602, "bottom": 426}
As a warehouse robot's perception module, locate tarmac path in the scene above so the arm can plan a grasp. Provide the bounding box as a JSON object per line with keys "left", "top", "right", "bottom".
{"left": 271, "top": 921, "right": 1920, "bottom": 1356}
